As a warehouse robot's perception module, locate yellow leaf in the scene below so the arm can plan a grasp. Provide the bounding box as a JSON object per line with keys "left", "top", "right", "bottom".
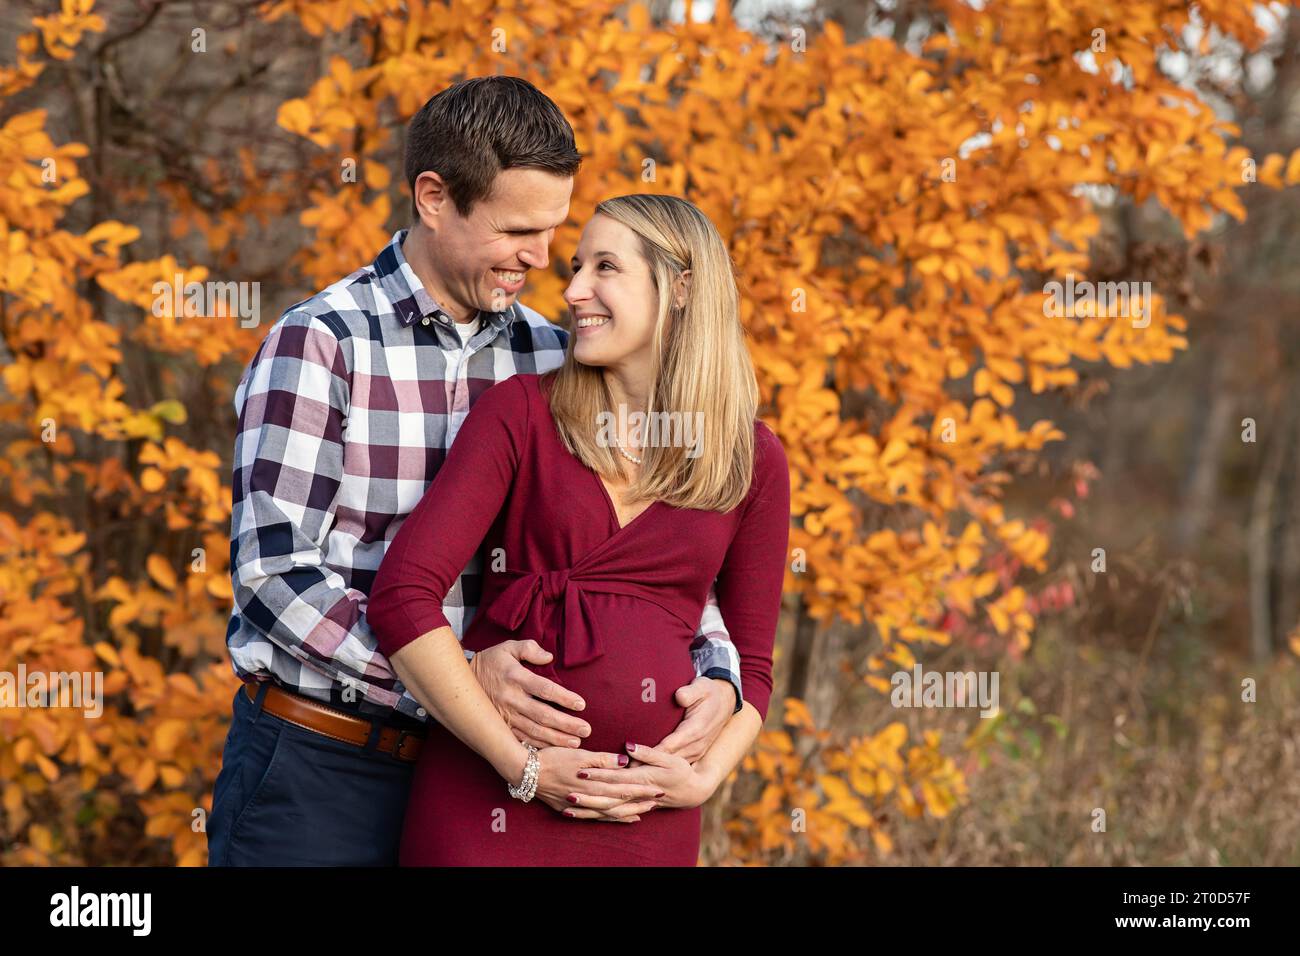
{"left": 871, "top": 827, "right": 894, "bottom": 855}
{"left": 277, "top": 99, "right": 313, "bottom": 135}
{"left": 146, "top": 554, "right": 177, "bottom": 591}
{"left": 364, "top": 161, "right": 391, "bottom": 190}
{"left": 93, "top": 641, "right": 121, "bottom": 667}
{"left": 1286, "top": 149, "right": 1300, "bottom": 186}
{"left": 29, "top": 823, "right": 54, "bottom": 853}
{"left": 35, "top": 753, "right": 59, "bottom": 782}
{"left": 150, "top": 399, "right": 187, "bottom": 425}
{"left": 153, "top": 720, "right": 188, "bottom": 755}
{"left": 133, "top": 759, "right": 157, "bottom": 792}
{"left": 50, "top": 533, "right": 86, "bottom": 556}
{"left": 205, "top": 575, "right": 234, "bottom": 600}
{"left": 783, "top": 697, "right": 815, "bottom": 730}
{"left": 880, "top": 438, "right": 908, "bottom": 467}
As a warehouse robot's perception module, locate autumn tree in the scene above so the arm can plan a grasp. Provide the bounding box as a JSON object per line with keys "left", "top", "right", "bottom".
{"left": 1, "top": 0, "right": 1297, "bottom": 865}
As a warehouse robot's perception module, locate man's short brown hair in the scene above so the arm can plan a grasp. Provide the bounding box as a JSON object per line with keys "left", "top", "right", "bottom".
{"left": 405, "top": 75, "right": 582, "bottom": 220}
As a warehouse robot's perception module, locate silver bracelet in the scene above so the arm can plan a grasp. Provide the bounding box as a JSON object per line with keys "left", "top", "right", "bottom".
{"left": 507, "top": 743, "right": 540, "bottom": 802}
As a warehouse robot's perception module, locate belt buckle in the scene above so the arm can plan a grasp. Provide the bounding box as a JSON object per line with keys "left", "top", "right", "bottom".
{"left": 392, "top": 729, "right": 412, "bottom": 761}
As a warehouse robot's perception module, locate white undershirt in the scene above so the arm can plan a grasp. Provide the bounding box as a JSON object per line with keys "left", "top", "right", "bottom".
{"left": 453, "top": 316, "right": 479, "bottom": 348}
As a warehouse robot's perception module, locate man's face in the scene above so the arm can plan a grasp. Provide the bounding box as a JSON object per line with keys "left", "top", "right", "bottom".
{"left": 420, "top": 167, "right": 572, "bottom": 320}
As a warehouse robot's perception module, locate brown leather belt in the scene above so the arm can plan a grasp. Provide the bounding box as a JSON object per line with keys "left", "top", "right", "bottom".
{"left": 244, "top": 681, "right": 425, "bottom": 762}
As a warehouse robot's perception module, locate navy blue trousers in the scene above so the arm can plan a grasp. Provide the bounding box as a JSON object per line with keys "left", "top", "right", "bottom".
{"left": 207, "top": 683, "right": 415, "bottom": 866}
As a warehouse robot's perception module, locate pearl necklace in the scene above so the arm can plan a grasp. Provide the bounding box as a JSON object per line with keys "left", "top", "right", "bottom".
{"left": 612, "top": 441, "right": 642, "bottom": 466}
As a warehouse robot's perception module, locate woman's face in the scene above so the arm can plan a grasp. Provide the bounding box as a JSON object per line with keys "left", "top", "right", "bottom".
{"left": 564, "top": 214, "right": 662, "bottom": 372}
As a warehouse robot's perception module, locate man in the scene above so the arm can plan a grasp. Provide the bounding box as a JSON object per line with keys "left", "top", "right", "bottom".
{"left": 208, "top": 75, "right": 743, "bottom": 866}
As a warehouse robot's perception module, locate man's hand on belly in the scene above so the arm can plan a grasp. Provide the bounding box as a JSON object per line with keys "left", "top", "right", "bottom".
{"left": 651, "top": 676, "right": 734, "bottom": 763}
{"left": 470, "top": 639, "right": 592, "bottom": 749}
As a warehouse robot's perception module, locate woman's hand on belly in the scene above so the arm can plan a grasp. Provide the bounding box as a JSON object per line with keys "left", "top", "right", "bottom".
{"left": 469, "top": 639, "right": 592, "bottom": 748}
{"left": 535, "top": 747, "right": 663, "bottom": 822}
{"left": 575, "top": 742, "right": 718, "bottom": 810}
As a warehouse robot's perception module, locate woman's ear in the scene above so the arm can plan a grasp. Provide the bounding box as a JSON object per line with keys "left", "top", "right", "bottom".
{"left": 673, "top": 269, "right": 692, "bottom": 309}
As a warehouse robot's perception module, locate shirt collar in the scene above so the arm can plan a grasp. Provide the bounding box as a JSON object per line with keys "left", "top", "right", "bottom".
{"left": 374, "top": 229, "right": 518, "bottom": 334}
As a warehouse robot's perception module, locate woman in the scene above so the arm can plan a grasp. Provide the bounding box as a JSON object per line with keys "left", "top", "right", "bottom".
{"left": 368, "top": 194, "right": 789, "bottom": 866}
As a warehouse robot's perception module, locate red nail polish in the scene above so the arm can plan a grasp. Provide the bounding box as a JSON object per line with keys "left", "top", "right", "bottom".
{"left": 577, "top": 771, "right": 588, "bottom": 779}
{"left": 566, "top": 794, "right": 579, "bottom": 804}
{"left": 655, "top": 791, "right": 665, "bottom": 798}
{"left": 617, "top": 755, "right": 629, "bottom": 767}
{"left": 563, "top": 810, "right": 575, "bottom": 818}
{"left": 625, "top": 742, "right": 637, "bottom": 753}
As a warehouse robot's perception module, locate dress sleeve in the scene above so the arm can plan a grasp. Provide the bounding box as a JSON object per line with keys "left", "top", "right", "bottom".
{"left": 368, "top": 376, "right": 528, "bottom": 659}
{"left": 713, "top": 422, "right": 791, "bottom": 722}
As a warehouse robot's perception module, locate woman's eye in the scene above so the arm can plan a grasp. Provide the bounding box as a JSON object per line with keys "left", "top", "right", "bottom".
{"left": 567, "top": 261, "right": 614, "bottom": 275}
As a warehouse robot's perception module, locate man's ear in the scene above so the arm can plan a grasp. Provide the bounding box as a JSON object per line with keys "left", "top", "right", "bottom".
{"left": 673, "top": 269, "right": 692, "bottom": 309}
{"left": 412, "top": 170, "right": 450, "bottom": 228}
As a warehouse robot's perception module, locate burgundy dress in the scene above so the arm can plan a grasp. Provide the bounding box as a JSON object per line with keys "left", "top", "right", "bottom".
{"left": 368, "top": 373, "right": 789, "bottom": 866}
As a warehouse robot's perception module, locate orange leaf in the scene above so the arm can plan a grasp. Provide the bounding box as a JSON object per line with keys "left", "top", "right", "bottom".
{"left": 146, "top": 554, "right": 177, "bottom": 591}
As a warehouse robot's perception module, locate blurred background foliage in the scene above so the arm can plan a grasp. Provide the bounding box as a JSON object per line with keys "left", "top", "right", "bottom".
{"left": 1, "top": 0, "right": 1298, "bottom": 865}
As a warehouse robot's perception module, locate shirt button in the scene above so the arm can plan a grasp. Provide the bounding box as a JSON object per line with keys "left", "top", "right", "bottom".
{"left": 421, "top": 316, "right": 431, "bottom": 326}
{"left": 416, "top": 707, "right": 427, "bottom": 718}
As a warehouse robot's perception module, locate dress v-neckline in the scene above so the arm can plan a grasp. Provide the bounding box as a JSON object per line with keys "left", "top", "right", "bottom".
{"left": 590, "top": 469, "right": 660, "bottom": 535}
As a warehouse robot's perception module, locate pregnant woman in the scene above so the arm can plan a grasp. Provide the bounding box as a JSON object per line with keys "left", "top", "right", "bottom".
{"left": 368, "top": 194, "right": 789, "bottom": 866}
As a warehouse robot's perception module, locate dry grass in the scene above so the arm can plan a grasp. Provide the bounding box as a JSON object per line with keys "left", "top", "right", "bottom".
{"left": 855, "top": 623, "right": 1300, "bottom": 866}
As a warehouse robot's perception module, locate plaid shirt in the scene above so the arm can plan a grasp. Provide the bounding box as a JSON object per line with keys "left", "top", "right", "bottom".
{"left": 226, "top": 229, "right": 742, "bottom": 723}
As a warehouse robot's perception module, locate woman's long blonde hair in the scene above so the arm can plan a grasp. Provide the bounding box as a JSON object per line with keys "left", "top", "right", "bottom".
{"left": 547, "top": 194, "right": 758, "bottom": 513}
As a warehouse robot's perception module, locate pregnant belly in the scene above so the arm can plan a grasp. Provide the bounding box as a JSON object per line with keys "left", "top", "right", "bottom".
{"left": 463, "top": 594, "right": 697, "bottom": 754}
